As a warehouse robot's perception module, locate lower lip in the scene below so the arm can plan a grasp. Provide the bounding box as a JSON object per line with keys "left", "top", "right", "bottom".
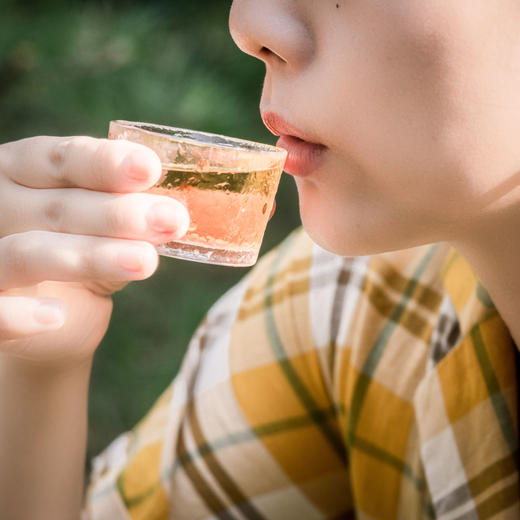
{"left": 276, "top": 135, "right": 326, "bottom": 177}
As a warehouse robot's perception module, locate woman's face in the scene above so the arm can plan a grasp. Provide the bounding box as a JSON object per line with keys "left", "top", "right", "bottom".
{"left": 230, "top": 0, "right": 520, "bottom": 255}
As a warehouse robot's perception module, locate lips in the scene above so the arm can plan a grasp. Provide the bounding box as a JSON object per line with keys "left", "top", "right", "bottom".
{"left": 261, "top": 111, "right": 326, "bottom": 177}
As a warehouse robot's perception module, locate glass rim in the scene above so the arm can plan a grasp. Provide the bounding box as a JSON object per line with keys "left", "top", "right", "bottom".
{"left": 110, "top": 120, "right": 287, "bottom": 158}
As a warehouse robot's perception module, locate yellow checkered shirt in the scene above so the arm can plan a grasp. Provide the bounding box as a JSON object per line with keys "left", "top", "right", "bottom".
{"left": 84, "top": 228, "right": 519, "bottom": 519}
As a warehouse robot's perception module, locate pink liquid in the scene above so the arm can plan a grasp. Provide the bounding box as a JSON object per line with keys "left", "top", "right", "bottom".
{"left": 149, "top": 166, "right": 282, "bottom": 265}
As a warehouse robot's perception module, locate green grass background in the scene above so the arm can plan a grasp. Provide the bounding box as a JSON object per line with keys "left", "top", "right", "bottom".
{"left": 0, "top": 0, "right": 300, "bottom": 458}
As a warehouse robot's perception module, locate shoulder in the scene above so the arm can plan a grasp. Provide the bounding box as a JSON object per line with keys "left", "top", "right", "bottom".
{"left": 243, "top": 229, "right": 453, "bottom": 305}
{"left": 236, "top": 229, "right": 454, "bottom": 339}
{"left": 217, "top": 228, "right": 502, "bottom": 373}
{"left": 226, "top": 231, "right": 457, "bottom": 372}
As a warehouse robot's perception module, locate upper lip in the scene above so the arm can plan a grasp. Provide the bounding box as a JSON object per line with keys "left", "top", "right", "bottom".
{"left": 261, "top": 111, "right": 323, "bottom": 145}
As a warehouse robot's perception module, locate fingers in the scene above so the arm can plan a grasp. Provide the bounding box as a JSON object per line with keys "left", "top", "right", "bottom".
{"left": 3, "top": 185, "right": 190, "bottom": 244}
{"left": 0, "top": 231, "right": 160, "bottom": 291}
{"left": 0, "top": 297, "right": 65, "bottom": 340}
{"left": 0, "top": 136, "right": 162, "bottom": 192}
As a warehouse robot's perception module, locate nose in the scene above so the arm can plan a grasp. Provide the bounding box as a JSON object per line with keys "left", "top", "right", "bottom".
{"left": 229, "top": 0, "right": 314, "bottom": 69}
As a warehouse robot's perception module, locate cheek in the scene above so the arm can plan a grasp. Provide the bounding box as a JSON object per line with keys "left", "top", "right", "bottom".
{"left": 297, "top": 0, "right": 520, "bottom": 255}
{"left": 315, "top": 2, "right": 507, "bottom": 224}
{"left": 319, "top": 11, "right": 447, "bottom": 187}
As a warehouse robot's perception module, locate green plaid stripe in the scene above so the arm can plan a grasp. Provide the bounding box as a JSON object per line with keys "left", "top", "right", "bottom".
{"left": 470, "top": 322, "right": 517, "bottom": 454}
{"left": 166, "top": 405, "right": 341, "bottom": 478}
{"left": 263, "top": 235, "right": 347, "bottom": 461}
{"left": 186, "top": 400, "right": 265, "bottom": 519}
{"left": 348, "top": 244, "right": 439, "bottom": 439}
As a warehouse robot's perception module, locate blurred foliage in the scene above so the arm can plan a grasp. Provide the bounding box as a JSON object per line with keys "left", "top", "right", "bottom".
{"left": 0, "top": 0, "right": 300, "bottom": 458}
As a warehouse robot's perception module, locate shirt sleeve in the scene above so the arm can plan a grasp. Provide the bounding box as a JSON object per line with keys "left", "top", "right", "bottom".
{"left": 82, "top": 228, "right": 351, "bottom": 519}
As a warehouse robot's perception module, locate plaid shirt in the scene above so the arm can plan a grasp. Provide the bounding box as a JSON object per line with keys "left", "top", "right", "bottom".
{"left": 84, "top": 228, "right": 519, "bottom": 519}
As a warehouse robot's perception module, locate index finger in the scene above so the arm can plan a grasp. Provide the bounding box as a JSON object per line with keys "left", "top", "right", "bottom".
{"left": 0, "top": 136, "right": 162, "bottom": 192}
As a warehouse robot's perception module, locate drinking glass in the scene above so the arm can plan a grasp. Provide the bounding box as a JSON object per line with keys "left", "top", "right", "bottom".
{"left": 108, "top": 120, "right": 286, "bottom": 266}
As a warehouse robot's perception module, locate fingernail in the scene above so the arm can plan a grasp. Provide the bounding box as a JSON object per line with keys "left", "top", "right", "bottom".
{"left": 147, "top": 202, "right": 181, "bottom": 233}
{"left": 125, "top": 149, "right": 161, "bottom": 184}
{"left": 34, "top": 301, "right": 66, "bottom": 328}
{"left": 117, "top": 247, "right": 146, "bottom": 272}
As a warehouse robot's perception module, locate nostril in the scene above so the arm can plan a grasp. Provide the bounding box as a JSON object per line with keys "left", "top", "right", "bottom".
{"left": 259, "top": 46, "right": 287, "bottom": 64}
{"left": 258, "top": 47, "right": 272, "bottom": 60}
{"left": 229, "top": 1, "right": 312, "bottom": 68}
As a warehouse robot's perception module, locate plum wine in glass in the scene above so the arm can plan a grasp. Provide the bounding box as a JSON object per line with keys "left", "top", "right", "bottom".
{"left": 109, "top": 120, "right": 286, "bottom": 267}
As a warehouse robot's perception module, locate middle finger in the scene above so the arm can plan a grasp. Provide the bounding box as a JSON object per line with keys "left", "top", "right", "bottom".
{"left": 2, "top": 185, "right": 190, "bottom": 244}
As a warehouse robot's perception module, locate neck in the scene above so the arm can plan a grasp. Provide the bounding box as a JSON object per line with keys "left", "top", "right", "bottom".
{"left": 450, "top": 207, "right": 520, "bottom": 346}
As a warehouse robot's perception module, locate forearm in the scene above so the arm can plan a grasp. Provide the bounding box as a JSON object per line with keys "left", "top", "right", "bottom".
{"left": 0, "top": 356, "right": 93, "bottom": 520}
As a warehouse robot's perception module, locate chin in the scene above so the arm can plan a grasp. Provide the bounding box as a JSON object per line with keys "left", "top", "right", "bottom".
{"left": 297, "top": 199, "right": 382, "bottom": 258}
{"left": 296, "top": 180, "right": 437, "bottom": 257}
{"left": 303, "top": 223, "right": 377, "bottom": 258}
{"left": 301, "top": 208, "right": 430, "bottom": 258}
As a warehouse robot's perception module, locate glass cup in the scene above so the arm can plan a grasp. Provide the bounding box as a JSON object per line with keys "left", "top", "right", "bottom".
{"left": 108, "top": 120, "right": 287, "bottom": 267}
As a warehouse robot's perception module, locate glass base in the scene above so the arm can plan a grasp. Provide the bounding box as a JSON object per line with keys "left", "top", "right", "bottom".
{"left": 157, "top": 242, "right": 258, "bottom": 267}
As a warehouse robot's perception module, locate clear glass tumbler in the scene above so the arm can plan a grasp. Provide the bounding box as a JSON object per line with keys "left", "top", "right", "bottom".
{"left": 108, "top": 120, "right": 287, "bottom": 267}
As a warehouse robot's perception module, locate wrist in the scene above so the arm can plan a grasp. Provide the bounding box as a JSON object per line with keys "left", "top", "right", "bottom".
{"left": 0, "top": 344, "right": 92, "bottom": 519}
{"left": 0, "top": 351, "right": 94, "bottom": 383}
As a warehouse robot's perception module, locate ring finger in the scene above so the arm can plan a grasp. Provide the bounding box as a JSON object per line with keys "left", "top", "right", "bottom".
{"left": 0, "top": 231, "right": 159, "bottom": 290}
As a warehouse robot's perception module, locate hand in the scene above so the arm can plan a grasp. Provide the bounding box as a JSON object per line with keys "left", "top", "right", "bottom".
{"left": 0, "top": 136, "right": 189, "bottom": 367}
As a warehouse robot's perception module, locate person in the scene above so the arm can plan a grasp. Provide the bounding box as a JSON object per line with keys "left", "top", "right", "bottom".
{"left": 0, "top": 0, "right": 519, "bottom": 518}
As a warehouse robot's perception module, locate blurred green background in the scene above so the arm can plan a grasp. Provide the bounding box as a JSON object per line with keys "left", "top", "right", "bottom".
{"left": 0, "top": 0, "right": 300, "bottom": 459}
